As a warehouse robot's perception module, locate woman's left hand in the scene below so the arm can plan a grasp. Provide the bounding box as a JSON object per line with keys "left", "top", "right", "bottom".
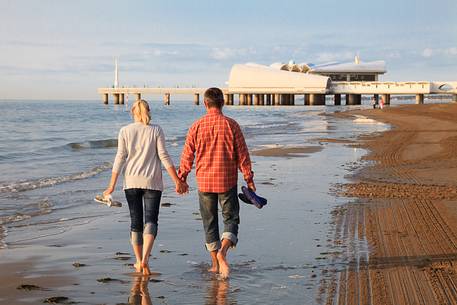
{"left": 103, "top": 186, "right": 114, "bottom": 197}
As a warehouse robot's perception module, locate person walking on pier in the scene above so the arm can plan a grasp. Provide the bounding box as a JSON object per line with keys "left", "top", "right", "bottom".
{"left": 103, "top": 99, "right": 188, "bottom": 276}
{"left": 178, "top": 87, "right": 255, "bottom": 279}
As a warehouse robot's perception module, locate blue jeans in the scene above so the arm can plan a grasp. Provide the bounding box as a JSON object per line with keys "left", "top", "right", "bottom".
{"left": 125, "top": 188, "right": 162, "bottom": 245}
{"left": 198, "top": 186, "right": 240, "bottom": 252}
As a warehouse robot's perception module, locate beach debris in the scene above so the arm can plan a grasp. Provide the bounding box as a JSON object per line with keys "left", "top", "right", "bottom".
{"left": 113, "top": 256, "right": 130, "bottom": 261}
{"left": 149, "top": 278, "right": 163, "bottom": 283}
{"left": 97, "top": 277, "right": 127, "bottom": 284}
{"left": 159, "top": 249, "right": 173, "bottom": 253}
{"left": 178, "top": 253, "right": 188, "bottom": 256}
{"left": 72, "top": 262, "right": 86, "bottom": 268}
{"left": 192, "top": 212, "right": 199, "bottom": 215}
{"left": 156, "top": 296, "right": 165, "bottom": 299}
{"left": 43, "top": 296, "right": 69, "bottom": 304}
{"left": 161, "top": 202, "right": 174, "bottom": 207}
{"left": 288, "top": 274, "right": 305, "bottom": 279}
{"left": 17, "top": 284, "right": 43, "bottom": 291}
{"left": 115, "top": 252, "right": 130, "bottom": 256}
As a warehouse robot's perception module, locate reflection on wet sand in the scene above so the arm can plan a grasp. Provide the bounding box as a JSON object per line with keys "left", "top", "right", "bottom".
{"left": 205, "top": 279, "right": 234, "bottom": 305}
{"left": 128, "top": 276, "right": 152, "bottom": 305}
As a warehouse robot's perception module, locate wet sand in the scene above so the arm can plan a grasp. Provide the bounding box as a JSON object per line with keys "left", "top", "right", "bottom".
{"left": 252, "top": 145, "right": 323, "bottom": 157}
{"left": 324, "top": 104, "right": 457, "bottom": 305}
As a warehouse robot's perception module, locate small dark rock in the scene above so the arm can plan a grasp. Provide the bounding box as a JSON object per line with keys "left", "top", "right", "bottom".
{"left": 43, "top": 296, "right": 69, "bottom": 304}
{"left": 17, "top": 284, "right": 42, "bottom": 291}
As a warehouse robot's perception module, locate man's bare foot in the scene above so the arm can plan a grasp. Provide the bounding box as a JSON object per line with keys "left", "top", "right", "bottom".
{"left": 134, "top": 261, "right": 142, "bottom": 273}
{"left": 142, "top": 262, "right": 151, "bottom": 276}
{"left": 216, "top": 251, "right": 230, "bottom": 279}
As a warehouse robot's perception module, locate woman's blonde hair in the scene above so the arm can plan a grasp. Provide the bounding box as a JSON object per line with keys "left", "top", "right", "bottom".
{"left": 131, "top": 99, "right": 151, "bottom": 125}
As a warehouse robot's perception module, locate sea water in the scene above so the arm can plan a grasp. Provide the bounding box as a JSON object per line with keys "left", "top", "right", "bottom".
{"left": 0, "top": 99, "right": 390, "bottom": 304}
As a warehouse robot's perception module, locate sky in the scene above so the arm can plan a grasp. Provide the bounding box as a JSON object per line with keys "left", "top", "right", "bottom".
{"left": 0, "top": 0, "right": 456, "bottom": 99}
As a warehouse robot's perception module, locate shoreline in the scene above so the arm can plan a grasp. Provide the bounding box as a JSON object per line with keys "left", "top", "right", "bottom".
{"left": 324, "top": 103, "right": 457, "bottom": 305}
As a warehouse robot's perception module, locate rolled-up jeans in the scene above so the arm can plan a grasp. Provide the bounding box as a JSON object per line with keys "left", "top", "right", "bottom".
{"left": 125, "top": 188, "right": 162, "bottom": 245}
{"left": 198, "top": 186, "right": 240, "bottom": 252}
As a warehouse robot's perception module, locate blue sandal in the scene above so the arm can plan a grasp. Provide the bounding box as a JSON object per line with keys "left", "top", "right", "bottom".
{"left": 238, "top": 186, "right": 267, "bottom": 209}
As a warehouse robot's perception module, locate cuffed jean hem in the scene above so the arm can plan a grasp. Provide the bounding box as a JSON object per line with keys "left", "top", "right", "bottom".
{"left": 131, "top": 231, "right": 143, "bottom": 245}
{"left": 144, "top": 222, "right": 157, "bottom": 237}
{"left": 221, "top": 232, "right": 238, "bottom": 248}
{"left": 205, "top": 240, "right": 221, "bottom": 252}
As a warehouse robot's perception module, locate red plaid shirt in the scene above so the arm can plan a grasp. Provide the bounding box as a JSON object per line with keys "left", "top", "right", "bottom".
{"left": 178, "top": 108, "right": 253, "bottom": 193}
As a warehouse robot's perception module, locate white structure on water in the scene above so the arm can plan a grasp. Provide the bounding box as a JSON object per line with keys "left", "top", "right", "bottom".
{"left": 114, "top": 57, "right": 119, "bottom": 88}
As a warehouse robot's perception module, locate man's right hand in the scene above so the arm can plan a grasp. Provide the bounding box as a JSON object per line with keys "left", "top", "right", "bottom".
{"left": 247, "top": 181, "right": 256, "bottom": 192}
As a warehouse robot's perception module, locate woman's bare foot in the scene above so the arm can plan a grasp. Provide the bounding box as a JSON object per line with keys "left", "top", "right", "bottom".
{"left": 216, "top": 251, "right": 230, "bottom": 279}
{"left": 208, "top": 263, "right": 219, "bottom": 273}
{"left": 142, "top": 262, "right": 151, "bottom": 276}
{"left": 134, "top": 261, "right": 142, "bottom": 273}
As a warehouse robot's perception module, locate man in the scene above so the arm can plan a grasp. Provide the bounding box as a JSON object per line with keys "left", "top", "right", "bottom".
{"left": 178, "top": 87, "right": 255, "bottom": 279}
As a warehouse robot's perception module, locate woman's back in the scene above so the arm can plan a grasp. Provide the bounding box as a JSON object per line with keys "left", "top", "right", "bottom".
{"left": 113, "top": 122, "right": 173, "bottom": 191}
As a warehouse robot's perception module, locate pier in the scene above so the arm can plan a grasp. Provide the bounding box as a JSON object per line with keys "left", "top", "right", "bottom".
{"left": 97, "top": 81, "right": 457, "bottom": 106}
{"left": 98, "top": 60, "right": 457, "bottom": 106}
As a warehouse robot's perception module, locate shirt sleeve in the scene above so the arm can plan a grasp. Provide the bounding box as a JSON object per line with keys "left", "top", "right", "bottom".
{"left": 178, "top": 124, "right": 197, "bottom": 180}
{"left": 156, "top": 127, "right": 174, "bottom": 169}
{"left": 234, "top": 123, "right": 254, "bottom": 183}
{"left": 112, "top": 128, "right": 128, "bottom": 174}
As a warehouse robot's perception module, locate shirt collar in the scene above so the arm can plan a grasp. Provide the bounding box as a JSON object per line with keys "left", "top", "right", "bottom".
{"left": 207, "top": 108, "right": 222, "bottom": 115}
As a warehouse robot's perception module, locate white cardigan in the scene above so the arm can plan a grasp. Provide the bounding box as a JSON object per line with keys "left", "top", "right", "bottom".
{"left": 112, "top": 122, "right": 174, "bottom": 191}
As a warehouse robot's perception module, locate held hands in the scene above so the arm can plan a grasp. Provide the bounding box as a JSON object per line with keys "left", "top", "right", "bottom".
{"left": 175, "top": 178, "right": 189, "bottom": 195}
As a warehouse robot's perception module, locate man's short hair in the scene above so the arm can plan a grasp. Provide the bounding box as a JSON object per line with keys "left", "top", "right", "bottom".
{"left": 204, "top": 87, "right": 224, "bottom": 108}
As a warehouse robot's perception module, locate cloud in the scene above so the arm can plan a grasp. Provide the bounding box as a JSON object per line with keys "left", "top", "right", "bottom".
{"left": 315, "top": 51, "right": 354, "bottom": 63}
{"left": 210, "top": 47, "right": 256, "bottom": 61}
{"left": 421, "top": 47, "right": 457, "bottom": 58}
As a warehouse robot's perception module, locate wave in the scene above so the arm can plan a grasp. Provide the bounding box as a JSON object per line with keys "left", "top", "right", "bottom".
{"left": 67, "top": 136, "right": 186, "bottom": 151}
{"left": 0, "top": 162, "right": 112, "bottom": 193}
{"left": 67, "top": 139, "right": 118, "bottom": 150}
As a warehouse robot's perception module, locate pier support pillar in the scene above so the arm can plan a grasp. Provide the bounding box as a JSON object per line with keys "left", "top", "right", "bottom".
{"left": 223, "top": 94, "right": 229, "bottom": 105}
{"left": 120, "top": 93, "right": 125, "bottom": 105}
{"left": 381, "top": 94, "right": 390, "bottom": 106}
{"left": 230, "top": 94, "right": 234, "bottom": 105}
{"left": 135, "top": 93, "right": 141, "bottom": 101}
{"left": 309, "top": 94, "right": 326, "bottom": 105}
{"left": 102, "top": 93, "right": 108, "bottom": 104}
{"left": 274, "top": 94, "right": 281, "bottom": 106}
{"left": 453, "top": 94, "right": 457, "bottom": 103}
{"left": 281, "top": 94, "right": 290, "bottom": 105}
{"left": 247, "top": 94, "right": 253, "bottom": 106}
{"left": 113, "top": 93, "right": 120, "bottom": 105}
{"left": 416, "top": 94, "right": 424, "bottom": 105}
{"left": 334, "top": 94, "right": 341, "bottom": 105}
{"left": 164, "top": 93, "right": 170, "bottom": 105}
{"left": 347, "top": 94, "right": 362, "bottom": 105}
{"left": 304, "top": 94, "right": 310, "bottom": 105}
{"left": 266, "top": 94, "right": 271, "bottom": 106}
{"left": 254, "top": 94, "right": 260, "bottom": 106}
{"left": 259, "top": 94, "right": 265, "bottom": 106}
{"left": 194, "top": 93, "right": 200, "bottom": 105}
{"left": 290, "top": 94, "right": 295, "bottom": 105}
{"left": 345, "top": 94, "right": 350, "bottom": 105}
{"left": 239, "top": 94, "right": 246, "bottom": 105}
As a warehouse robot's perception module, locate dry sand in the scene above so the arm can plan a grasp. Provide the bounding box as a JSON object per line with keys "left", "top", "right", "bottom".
{"left": 325, "top": 104, "right": 457, "bottom": 305}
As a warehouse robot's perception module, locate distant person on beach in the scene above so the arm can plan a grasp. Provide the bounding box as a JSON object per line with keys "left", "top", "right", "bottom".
{"left": 178, "top": 87, "right": 255, "bottom": 279}
{"left": 103, "top": 99, "right": 188, "bottom": 276}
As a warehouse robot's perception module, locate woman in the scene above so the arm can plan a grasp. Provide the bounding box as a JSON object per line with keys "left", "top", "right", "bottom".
{"left": 104, "top": 99, "right": 187, "bottom": 275}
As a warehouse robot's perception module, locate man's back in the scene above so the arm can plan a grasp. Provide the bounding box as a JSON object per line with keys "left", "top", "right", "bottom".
{"left": 179, "top": 108, "right": 252, "bottom": 193}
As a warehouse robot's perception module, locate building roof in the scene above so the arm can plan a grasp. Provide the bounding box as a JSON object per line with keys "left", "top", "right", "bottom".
{"left": 228, "top": 64, "right": 330, "bottom": 92}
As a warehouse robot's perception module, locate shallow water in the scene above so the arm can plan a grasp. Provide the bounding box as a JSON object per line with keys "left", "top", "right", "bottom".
{"left": 0, "top": 99, "right": 391, "bottom": 304}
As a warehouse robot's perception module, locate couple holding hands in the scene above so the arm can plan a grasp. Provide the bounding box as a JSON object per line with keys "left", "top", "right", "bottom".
{"left": 103, "top": 88, "right": 255, "bottom": 279}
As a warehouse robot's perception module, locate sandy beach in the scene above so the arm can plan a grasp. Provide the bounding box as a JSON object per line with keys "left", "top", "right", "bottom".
{"left": 323, "top": 103, "right": 457, "bottom": 305}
